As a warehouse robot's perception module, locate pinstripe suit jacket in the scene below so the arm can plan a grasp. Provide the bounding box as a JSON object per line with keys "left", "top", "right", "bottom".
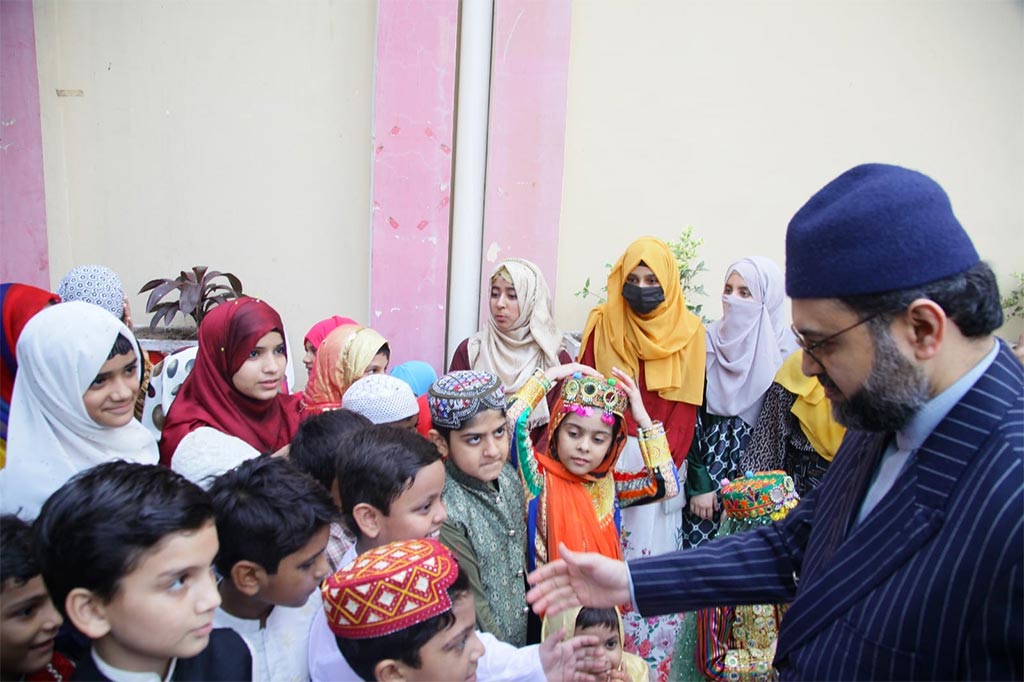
{"left": 631, "top": 342, "right": 1023, "bottom": 680}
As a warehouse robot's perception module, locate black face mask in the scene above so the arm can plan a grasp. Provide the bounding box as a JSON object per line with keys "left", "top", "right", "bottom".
{"left": 621, "top": 283, "right": 665, "bottom": 314}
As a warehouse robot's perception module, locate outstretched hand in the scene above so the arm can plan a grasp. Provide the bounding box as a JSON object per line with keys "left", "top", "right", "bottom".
{"left": 526, "top": 544, "right": 631, "bottom": 617}
{"left": 539, "top": 628, "right": 608, "bottom": 682}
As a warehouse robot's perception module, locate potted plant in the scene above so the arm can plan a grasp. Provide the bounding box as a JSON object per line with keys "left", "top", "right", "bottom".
{"left": 134, "top": 267, "right": 244, "bottom": 353}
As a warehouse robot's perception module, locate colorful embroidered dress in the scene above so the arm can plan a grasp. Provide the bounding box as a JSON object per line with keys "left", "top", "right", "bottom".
{"left": 508, "top": 369, "right": 678, "bottom": 569}
{"left": 674, "top": 471, "right": 799, "bottom": 682}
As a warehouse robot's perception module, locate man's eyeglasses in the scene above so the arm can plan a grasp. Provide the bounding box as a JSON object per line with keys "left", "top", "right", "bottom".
{"left": 790, "top": 312, "right": 881, "bottom": 367}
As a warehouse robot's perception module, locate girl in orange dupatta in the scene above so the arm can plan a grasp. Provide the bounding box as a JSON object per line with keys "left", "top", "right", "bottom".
{"left": 301, "top": 324, "right": 389, "bottom": 417}
{"left": 507, "top": 363, "right": 679, "bottom": 569}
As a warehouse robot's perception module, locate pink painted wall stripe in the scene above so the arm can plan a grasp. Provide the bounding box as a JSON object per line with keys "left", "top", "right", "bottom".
{"left": 480, "top": 0, "right": 573, "bottom": 323}
{"left": 369, "top": 0, "right": 458, "bottom": 373}
{"left": 1, "top": 0, "right": 50, "bottom": 287}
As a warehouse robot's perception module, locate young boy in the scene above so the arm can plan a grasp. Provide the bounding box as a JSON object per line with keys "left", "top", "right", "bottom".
{"left": 307, "top": 426, "right": 448, "bottom": 680}
{"left": 207, "top": 456, "right": 335, "bottom": 682}
{"left": 427, "top": 370, "right": 529, "bottom": 645}
{"left": 342, "top": 373, "right": 422, "bottom": 431}
{"left": 324, "top": 539, "right": 484, "bottom": 681}
{"left": 1, "top": 515, "right": 71, "bottom": 681}
{"left": 32, "top": 461, "right": 251, "bottom": 681}
{"left": 289, "top": 408, "right": 372, "bottom": 570}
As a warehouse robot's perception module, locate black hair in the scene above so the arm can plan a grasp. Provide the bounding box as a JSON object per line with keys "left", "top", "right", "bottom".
{"left": 289, "top": 409, "right": 372, "bottom": 492}
{"left": 334, "top": 565, "right": 470, "bottom": 679}
{"left": 1, "top": 515, "right": 38, "bottom": 588}
{"left": 839, "top": 261, "right": 1003, "bottom": 339}
{"left": 107, "top": 333, "right": 135, "bottom": 360}
{"left": 208, "top": 457, "right": 336, "bottom": 575}
{"left": 33, "top": 462, "right": 213, "bottom": 617}
{"left": 377, "top": 343, "right": 391, "bottom": 360}
{"left": 335, "top": 426, "right": 442, "bottom": 538}
{"left": 575, "top": 607, "right": 619, "bottom": 633}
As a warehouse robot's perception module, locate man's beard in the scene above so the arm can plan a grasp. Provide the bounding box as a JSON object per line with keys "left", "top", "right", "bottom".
{"left": 824, "top": 328, "right": 930, "bottom": 432}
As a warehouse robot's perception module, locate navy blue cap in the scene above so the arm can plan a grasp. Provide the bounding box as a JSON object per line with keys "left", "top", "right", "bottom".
{"left": 785, "top": 164, "right": 979, "bottom": 298}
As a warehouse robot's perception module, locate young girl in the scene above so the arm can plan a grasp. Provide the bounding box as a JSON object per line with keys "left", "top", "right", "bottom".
{"left": 0, "top": 301, "right": 158, "bottom": 517}
{"left": 508, "top": 363, "right": 678, "bottom": 568}
{"left": 302, "top": 324, "right": 389, "bottom": 416}
{"left": 449, "top": 258, "right": 572, "bottom": 451}
{"left": 158, "top": 297, "right": 301, "bottom": 483}
{"left": 301, "top": 315, "right": 358, "bottom": 376}
{"left": 543, "top": 607, "right": 649, "bottom": 682}
{"left": 578, "top": 236, "right": 705, "bottom": 679}
{"left": 683, "top": 257, "right": 797, "bottom": 548}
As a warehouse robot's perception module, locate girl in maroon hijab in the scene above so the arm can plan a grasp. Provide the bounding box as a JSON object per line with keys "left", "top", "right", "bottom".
{"left": 159, "top": 297, "right": 301, "bottom": 484}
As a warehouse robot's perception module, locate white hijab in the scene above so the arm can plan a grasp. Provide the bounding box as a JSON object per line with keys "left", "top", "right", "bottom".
{"left": 0, "top": 301, "right": 158, "bottom": 518}
{"left": 705, "top": 257, "right": 797, "bottom": 426}
{"left": 468, "top": 258, "right": 564, "bottom": 428}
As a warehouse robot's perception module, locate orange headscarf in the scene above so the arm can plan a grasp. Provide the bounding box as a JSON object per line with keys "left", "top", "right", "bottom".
{"left": 535, "top": 394, "right": 628, "bottom": 563}
{"left": 580, "top": 237, "right": 705, "bottom": 405}
{"left": 302, "top": 324, "right": 389, "bottom": 416}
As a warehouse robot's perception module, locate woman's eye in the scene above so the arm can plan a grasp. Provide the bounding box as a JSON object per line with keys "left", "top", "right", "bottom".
{"left": 248, "top": 349, "right": 260, "bottom": 359}
{"left": 274, "top": 345, "right": 286, "bottom": 355}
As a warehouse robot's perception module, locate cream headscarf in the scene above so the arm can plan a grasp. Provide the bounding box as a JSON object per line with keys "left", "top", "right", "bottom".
{"left": 0, "top": 302, "right": 158, "bottom": 518}
{"left": 467, "top": 258, "right": 564, "bottom": 427}
{"left": 705, "top": 256, "right": 797, "bottom": 426}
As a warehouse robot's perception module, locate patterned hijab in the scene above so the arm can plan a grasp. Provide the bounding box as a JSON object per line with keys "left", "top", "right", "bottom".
{"left": 56, "top": 265, "right": 125, "bottom": 319}
{"left": 705, "top": 257, "right": 797, "bottom": 426}
{"left": 0, "top": 302, "right": 158, "bottom": 518}
{"left": 159, "top": 297, "right": 301, "bottom": 464}
{"left": 468, "top": 259, "right": 564, "bottom": 426}
{"left": 581, "top": 237, "right": 705, "bottom": 405}
{"left": 303, "top": 324, "right": 389, "bottom": 416}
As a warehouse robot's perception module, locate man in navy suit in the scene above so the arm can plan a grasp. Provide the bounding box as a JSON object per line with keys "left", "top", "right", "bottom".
{"left": 527, "top": 164, "right": 1023, "bottom": 680}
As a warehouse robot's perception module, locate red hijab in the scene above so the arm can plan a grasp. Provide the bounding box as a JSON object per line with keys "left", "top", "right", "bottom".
{"left": 159, "top": 297, "right": 302, "bottom": 465}
{"left": 303, "top": 316, "right": 358, "bottom": 350}
{"left": 1, "top": 283, "right": 61, "bottom": 405}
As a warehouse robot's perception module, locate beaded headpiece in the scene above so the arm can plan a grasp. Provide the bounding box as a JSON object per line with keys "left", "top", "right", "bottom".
{"left": 428, "top": 370, "right": 506, "bottom": 430}
{"left": 321, "top": 539, "right": 458, "bottom": 640}
{"left": 559, "top": 372, "right": 629, "bottom": 426}
{"left": 720, "top": 470, "right": 799, "bottom": 522}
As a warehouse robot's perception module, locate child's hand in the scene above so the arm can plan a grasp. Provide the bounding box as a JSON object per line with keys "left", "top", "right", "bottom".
{"left": 689, "top": 491, "right": 719, "bottom": 520}
{"left": 544, "top": 362, "right": 602, "bottom": 386}
{"left": 539, "top": 627, "right": 605, "bottom": 682}
{"left": 610, "top": 367, "right": 653, "bottom": 430}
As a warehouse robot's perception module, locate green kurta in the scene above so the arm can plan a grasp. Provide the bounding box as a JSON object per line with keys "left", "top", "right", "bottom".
{"left": 439, "top": 459, "right": 529, "bottom": 646}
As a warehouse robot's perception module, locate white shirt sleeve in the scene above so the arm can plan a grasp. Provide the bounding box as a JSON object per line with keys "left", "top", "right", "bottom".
{"left": 475, "top": 632, "right": 545, "bottom": 682}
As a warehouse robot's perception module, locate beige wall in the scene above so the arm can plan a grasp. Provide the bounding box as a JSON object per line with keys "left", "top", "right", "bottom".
{"left": 34, "top": 0, "right": 377, "bottom": 377}
{"left": 555, "top": 0, "right": 1024, "bottom": 342}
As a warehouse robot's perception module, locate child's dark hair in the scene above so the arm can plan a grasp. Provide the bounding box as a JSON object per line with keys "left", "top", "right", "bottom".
{"left": 33, "top": 462, "right": 213, "bottom": 617}
{"left": 289, "top": 409, "right": 372, "bottom": 492}
{"left": 336, "top": 426, "right": 442, "bottom": 537}
{"left": 107, "top": 333, "right": 135, "bottom": 360}
{"left": 208, "top": 457, "right": 336, "bottom": 575}
{"left": 1, "top": 514, "right": 39, "bottom": 588}
{"left": 377, "top": 343, "right": 391, "bottom": 360}
{"left": 575, "top": 607, "right": 620, "bottom": 633}
{"left": 334, "top": 566, "right": 470, "bottom": 679}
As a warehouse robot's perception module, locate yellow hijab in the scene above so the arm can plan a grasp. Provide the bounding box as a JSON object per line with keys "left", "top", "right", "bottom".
{"left": 542, "top": 606, "right": 649, "bottom": 682}
{"left": 774, "top": 351, "right": 846, "bottom": 461}
{"left": 580, "top": 237, "right": 705, "bottom": 404}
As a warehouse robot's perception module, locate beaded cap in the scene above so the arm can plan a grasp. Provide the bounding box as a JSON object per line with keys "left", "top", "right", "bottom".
{"left": 321, "top": 539, "right": 458, "bottom": 640}
{"left": 560, "top": 373, "right": 629, "bottom": 426}
{"left": 427, "top": 370, "right": 506, "bottom": 430}
{"left": 721, "top": 470, "right": 800, "bottom": 522}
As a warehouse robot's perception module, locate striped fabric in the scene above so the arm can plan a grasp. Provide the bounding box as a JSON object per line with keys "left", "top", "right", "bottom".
{"left": 631, "top": 341, "right": 1023, "bottom": 680}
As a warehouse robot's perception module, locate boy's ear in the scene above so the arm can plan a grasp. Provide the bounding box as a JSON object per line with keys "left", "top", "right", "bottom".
{"left": 65, "top": 587, "right": 111, "bottom": 639}
{"left": 427, "top": 430, "right": 449, "bottom": 458}
{"left": 375, "top": 659, "right": 406, "bottom": 682}
{"left": 229, "top": 561, "right": 266, "bottom": 597}
{"left": 352, "top": 503, "right": 382, "bottom": 540}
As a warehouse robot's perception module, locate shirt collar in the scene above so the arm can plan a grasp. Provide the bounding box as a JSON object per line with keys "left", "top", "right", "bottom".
{"left": 896, "top": 339, "right": 998, "bottom": 452}
{"left": 92, "top": 648, "right": 177, "bottom": 682}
